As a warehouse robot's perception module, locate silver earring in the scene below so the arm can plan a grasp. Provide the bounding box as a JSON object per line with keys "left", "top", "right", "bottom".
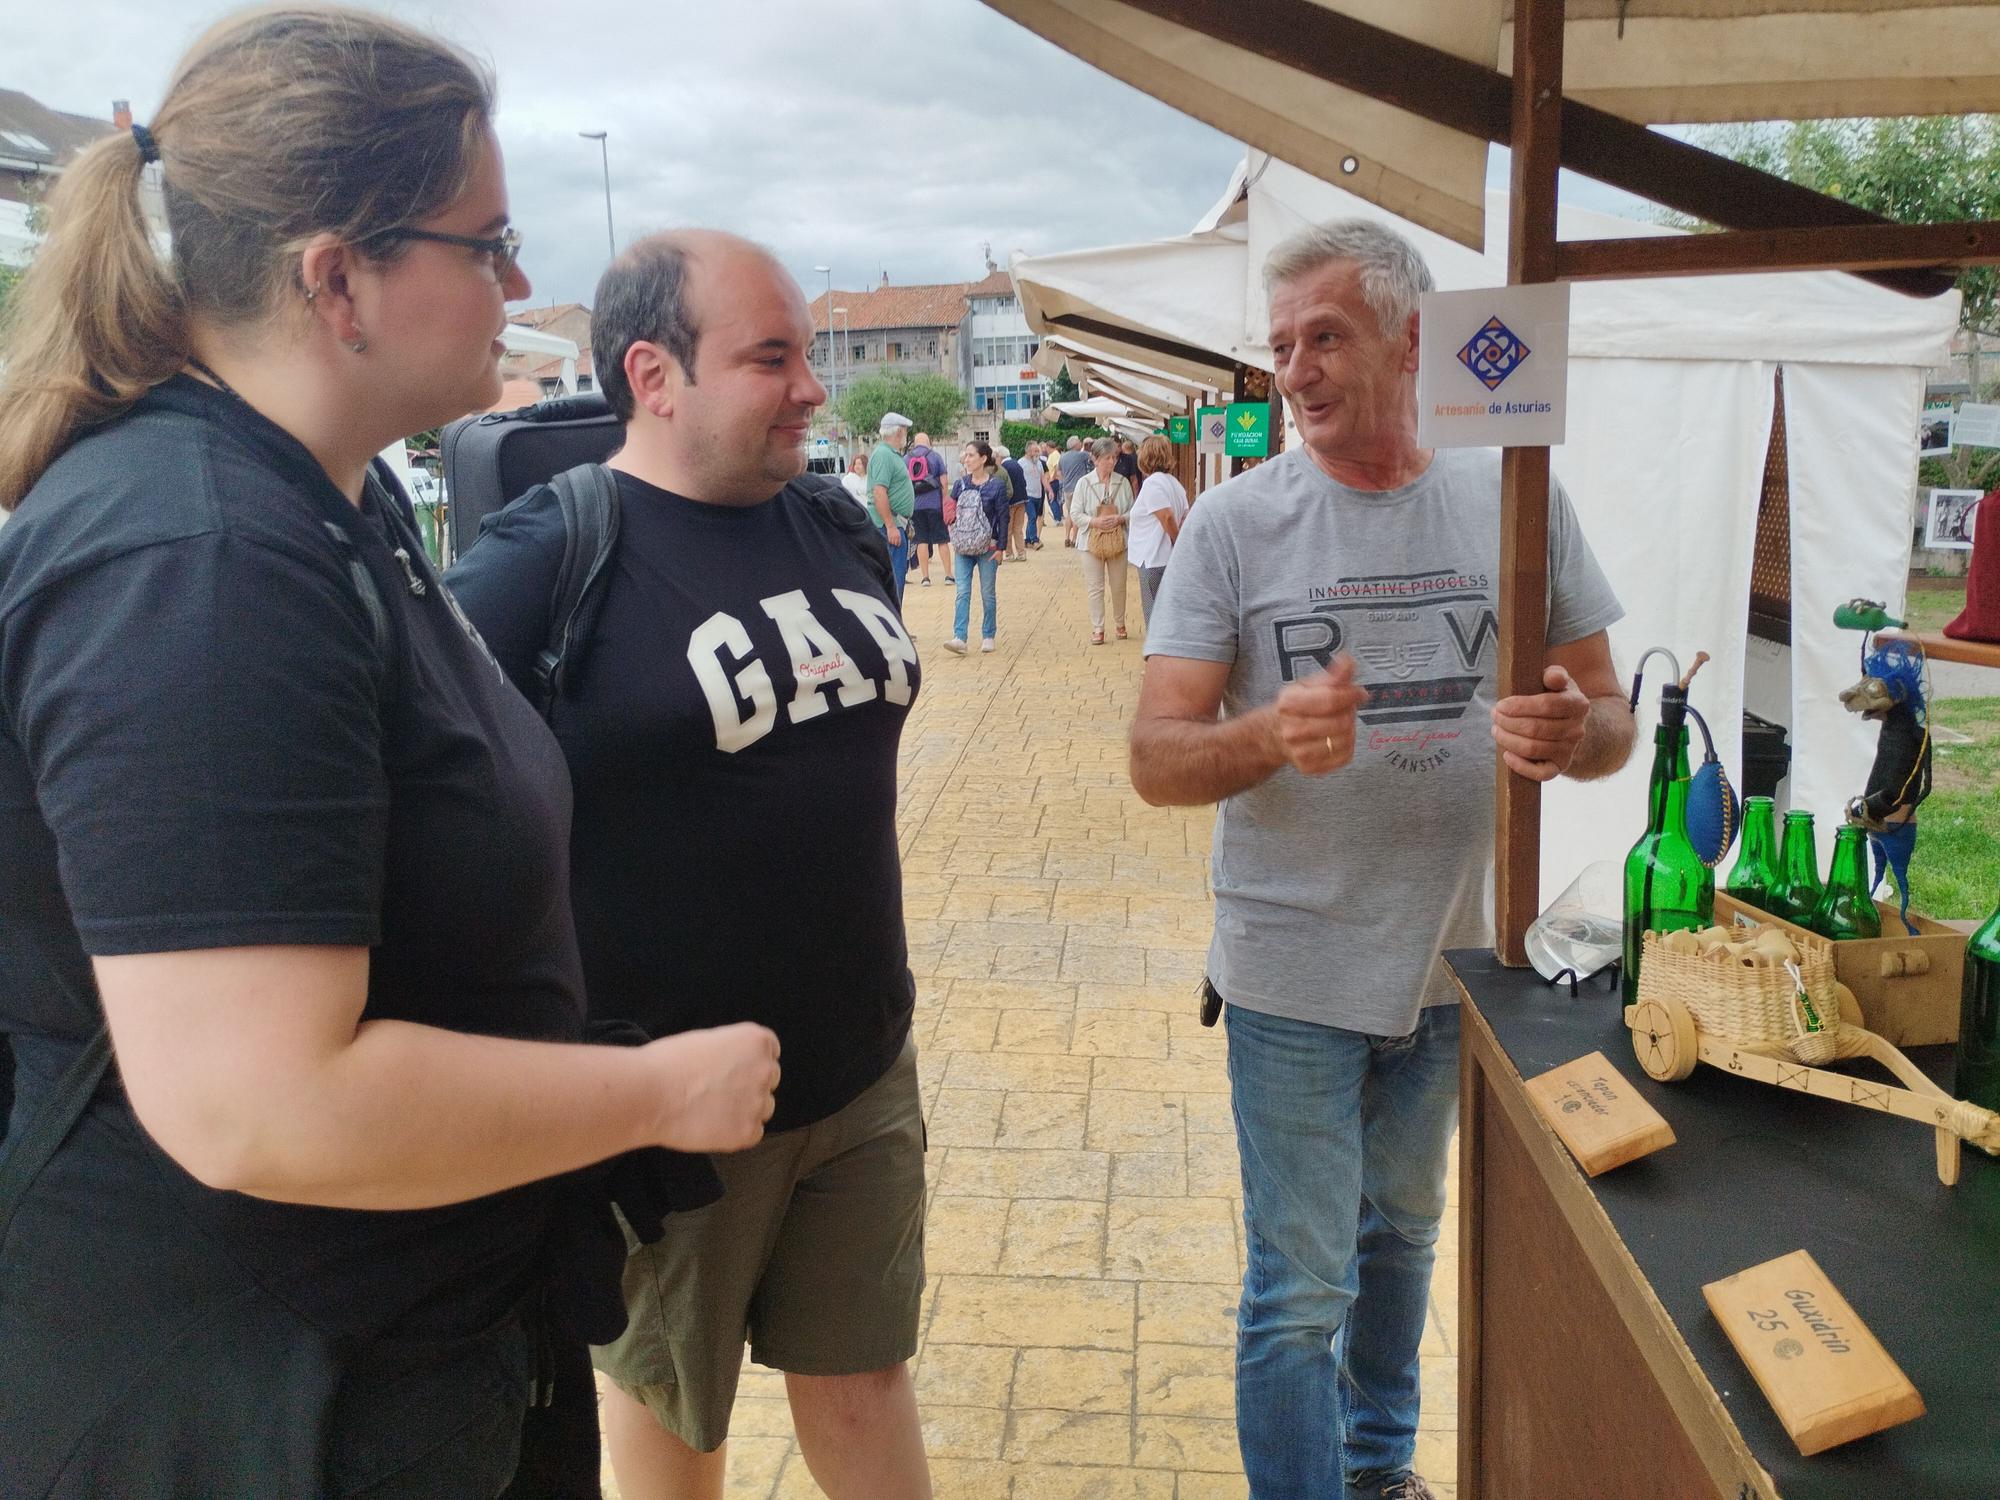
{"left": 303, "top": 285, "right": 317, "bottom": 304}
{"left": 348, "top": 337, "right": 368, "bottom": 354}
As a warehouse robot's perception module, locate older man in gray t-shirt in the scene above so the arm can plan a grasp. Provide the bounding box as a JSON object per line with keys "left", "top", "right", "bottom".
{"left": 1131, "top": 220, "right": 1633, "bottom": 1500}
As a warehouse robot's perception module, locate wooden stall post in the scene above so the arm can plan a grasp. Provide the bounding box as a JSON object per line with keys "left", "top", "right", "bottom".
{"left": 1180, "top": 394, "right": 1198, "bottom": 499}
{"left": 1493, "top": 0, "right": 1563, "bottom": 967}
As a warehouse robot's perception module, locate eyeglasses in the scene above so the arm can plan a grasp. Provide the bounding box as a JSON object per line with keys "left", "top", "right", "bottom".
{"left": 368, "top": 225, "right": 523, "bottom": 280}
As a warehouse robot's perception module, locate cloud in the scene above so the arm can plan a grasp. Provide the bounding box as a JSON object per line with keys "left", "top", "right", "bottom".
{"left": 3, "top": 0, "right": 1244, "bottom": 308}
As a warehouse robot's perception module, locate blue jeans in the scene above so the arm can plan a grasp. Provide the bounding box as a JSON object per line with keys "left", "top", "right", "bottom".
{"left": 1225, "top": 1000, "right": 1461, "bottom": 1499}
{"left": 887, "top": 527, "right": 910, "bottom": 604}
{"left": 1025, "top": 495, "right": 1042, "bottom": 543}
{"left": 951, "top": 550, "right": 997, "bottom": 641}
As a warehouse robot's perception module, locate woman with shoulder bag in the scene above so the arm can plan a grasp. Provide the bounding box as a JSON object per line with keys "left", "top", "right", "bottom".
{"left": 1072, "top": 435, "right": 1135, "bottom": 643}
{"left": 0, "top": 8, "right": 777, "bottom": 1497}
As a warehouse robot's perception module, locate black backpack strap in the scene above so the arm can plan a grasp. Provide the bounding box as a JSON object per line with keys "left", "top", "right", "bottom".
{"left": 533, "top": 463, "right": 622, "bottom": 715}
{"left": 784, "top": 471, "right": 897, "bottom": 604}
{"left": 0, "top": 1028, "right": 110, "bottom": 1243}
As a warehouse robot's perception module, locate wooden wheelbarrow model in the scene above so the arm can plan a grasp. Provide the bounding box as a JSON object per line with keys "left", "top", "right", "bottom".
{"left": 1624, "top": 925, "right": 2000, "bottom": 1186}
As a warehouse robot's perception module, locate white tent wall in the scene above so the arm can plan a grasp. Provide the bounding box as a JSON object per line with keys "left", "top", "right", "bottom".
{"left": 1782, "top": 363, "right": 1928, "bottom": 872}
{"left": 1538, "top": 360, "right": 1774, "bottom": 906}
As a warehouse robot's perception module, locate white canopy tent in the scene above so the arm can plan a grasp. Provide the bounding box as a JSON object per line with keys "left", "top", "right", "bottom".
{"left": 1012, "top": 153, "right": 1959, "bottom": 902}
{"left": 984, "top": 1, "right": 2000, "bottom": 253}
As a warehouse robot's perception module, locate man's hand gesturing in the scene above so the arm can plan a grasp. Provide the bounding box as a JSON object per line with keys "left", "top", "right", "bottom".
{"left": 1492, "top": 664, "right": 1591, "bottom": 782}
{"left": 1269, "top": 654, "right": 1368, "bottom": 776}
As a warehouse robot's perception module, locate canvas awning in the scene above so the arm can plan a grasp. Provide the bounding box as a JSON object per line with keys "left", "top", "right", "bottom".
{"left": 983, "top": 0, "right": 2000, "bottom": 254}
{"left": 1010, "top": 225, "right": 1247, "bottom": 388}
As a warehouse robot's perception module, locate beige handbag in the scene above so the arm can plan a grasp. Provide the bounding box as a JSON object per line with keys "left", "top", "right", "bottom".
{"left": 1083, "top": 477, "right": 1127, "bottom": 561}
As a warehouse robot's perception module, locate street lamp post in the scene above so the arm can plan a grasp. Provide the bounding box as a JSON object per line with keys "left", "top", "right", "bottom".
{"left": 578, "top": 130, "right": 614, "bottom": 259}
{"left": 812, "top": 265, "right": 834, "bottom": 406}
{"left": 832, "top": 307, "right": 848, "bottom": 409}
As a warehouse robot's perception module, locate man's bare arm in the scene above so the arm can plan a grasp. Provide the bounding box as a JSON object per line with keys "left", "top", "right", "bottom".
{"left": 1130, "top": 654, "right": 1365, "bottom": 806}
{"left": 1490, "top": 629, "right": 1635, "bottom": 783}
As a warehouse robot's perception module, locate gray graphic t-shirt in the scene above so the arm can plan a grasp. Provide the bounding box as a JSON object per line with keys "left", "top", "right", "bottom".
{"left": 1145, "top": 446, "right": 1622, "bottom": 1034}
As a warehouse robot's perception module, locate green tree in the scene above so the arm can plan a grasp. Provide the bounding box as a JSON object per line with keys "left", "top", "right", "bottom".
{"left": 1682, "top": 115, "right": 2000, "bottom": 489}
{"left": 1046, "top": 363, "right": 1097, "bottom": 428}
{"left": 0, "top": 261, "right": 22, "bottom": 321}
{"left": 836, "top": 371, "right": 968, "bottom": 442}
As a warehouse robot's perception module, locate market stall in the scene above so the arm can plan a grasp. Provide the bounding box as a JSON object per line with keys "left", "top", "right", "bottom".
{"left": 1013, "top": 155, "right": 1959, "bottom": 902}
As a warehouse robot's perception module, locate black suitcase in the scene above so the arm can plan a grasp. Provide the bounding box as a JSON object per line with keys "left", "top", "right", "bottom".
{"left": 439, "top": 392, "right": 622, "bottom": 561}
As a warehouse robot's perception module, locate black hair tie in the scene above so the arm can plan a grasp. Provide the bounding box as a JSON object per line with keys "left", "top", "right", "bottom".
{"left": 130, "top": 123, "right": 159, "bottom": 165}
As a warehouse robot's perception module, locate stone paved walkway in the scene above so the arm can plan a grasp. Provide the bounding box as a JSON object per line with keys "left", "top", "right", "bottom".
{"left": 603, "top": 540, "right": 1460, "bottom": 1499}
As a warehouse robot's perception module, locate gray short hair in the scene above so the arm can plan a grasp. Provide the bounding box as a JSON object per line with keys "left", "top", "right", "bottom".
{"left": 1067, "top": 435, "right": 1083, "bottom": 450}
{"left": 1089, "top": 436, "right": 1118, "bottom": 461}
{"left": 1262, "top": 219, "right": 1434, "bottom": 339}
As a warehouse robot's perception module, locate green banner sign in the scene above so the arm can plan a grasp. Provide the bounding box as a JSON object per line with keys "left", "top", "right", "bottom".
{"left": 1225, "top": 402, "right": 1271, "bottom": 457}
{"left": 1167, "top": 414, "right": 1191, "bottom": 443}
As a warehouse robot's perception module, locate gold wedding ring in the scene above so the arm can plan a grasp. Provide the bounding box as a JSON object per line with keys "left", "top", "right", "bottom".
{"left": 1325, "top": 735, "right": 1335, "bottom": 757}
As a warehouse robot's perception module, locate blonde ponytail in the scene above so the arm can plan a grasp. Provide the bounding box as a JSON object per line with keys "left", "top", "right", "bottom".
{"left": 0, "top": 131, "right": 185, "bottom": 508}
{"left": 0, "top": 4, "right": 493, "bottom": 510}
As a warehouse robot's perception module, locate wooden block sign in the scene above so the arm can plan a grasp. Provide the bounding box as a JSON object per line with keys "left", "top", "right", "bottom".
{"left": 1703, "top": 1249, "right": 1924, "bottom": 1456}
{"left": 1523, "top": 1051, "right": 1675, "bottom": 1176}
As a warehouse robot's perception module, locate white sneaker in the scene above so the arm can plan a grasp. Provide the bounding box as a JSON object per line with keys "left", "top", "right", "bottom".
{"left": 980, "top": 638, "right": 995, "bottom": 653}
{"left": 943, "top": 638, "right": 967, "bottom": 655}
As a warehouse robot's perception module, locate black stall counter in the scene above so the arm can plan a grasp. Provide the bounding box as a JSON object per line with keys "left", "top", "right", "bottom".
{"left": 1445, "top": 948, "right": 2000, "bottom": 1500}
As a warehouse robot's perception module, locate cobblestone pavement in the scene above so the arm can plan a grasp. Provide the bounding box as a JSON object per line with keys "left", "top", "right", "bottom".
{"left": 603, "top": 540, "right": 1460, "bottom": 1499}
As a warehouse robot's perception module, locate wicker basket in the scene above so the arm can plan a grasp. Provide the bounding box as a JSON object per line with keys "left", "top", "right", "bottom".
{"left": 1637, "top": 925, "right": 1840, "bottom": 1056}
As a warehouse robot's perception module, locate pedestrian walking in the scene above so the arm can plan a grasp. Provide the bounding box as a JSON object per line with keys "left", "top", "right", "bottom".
{"left": 840, "top": 452, "right": 870, "bottom": 508}
{"left": 1130, "top": 433, "right": 1188, "bottom": 625}
{"left": 943, "top": 439, "right": 1009, "bottom": 654}
{"left": 867, "top": 412, "right": 916, "bottom": 602}
{"left": 1070, "top": 436, "right": 1134, "bottom": 644}
{"left": 1056, "top": 434, "right": 1092, "bottom": 547}
{"left": 997, "top": 443, "right": 1030, "bottom": 560}
{"left": 1019, "top": 439, "right": 1047, "bottom": 549}
{"left": 905, "top": 429, "right": 950, "bottom": 585}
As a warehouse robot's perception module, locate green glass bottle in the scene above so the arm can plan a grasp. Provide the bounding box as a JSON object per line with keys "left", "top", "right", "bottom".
{"left": 1954, "top": 895, "right": 2000, "bottom": 1114}
{"left": 1723, "top": 795, "right": 1779, "bottom": 914}
{"left": 1767, "top": 809, "right": 1824, "bottom": 928}
{"left": 1622, "top": 685, "right": 1713, "bottom": 1005}
{"left": 1808, "top": 823, "right": 1881, "bottom": 941}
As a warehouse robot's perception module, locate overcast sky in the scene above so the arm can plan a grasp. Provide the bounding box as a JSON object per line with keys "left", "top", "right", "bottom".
{"left": 1, "top": 0, "right": 1255, "bottom": 309}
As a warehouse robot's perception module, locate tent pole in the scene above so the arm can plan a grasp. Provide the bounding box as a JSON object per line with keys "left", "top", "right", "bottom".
{"left": 1494, "top": 0, "right": 1562, "bottom": 969}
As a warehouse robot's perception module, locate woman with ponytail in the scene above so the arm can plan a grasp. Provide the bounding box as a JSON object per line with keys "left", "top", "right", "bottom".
{"left": 0, "top": 8, "right": 779, "bottom": 1496}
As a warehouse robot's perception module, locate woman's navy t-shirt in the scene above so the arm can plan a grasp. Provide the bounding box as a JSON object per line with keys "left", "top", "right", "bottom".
{"left": 0, "top": 378, "right": 585, "bottom": 1484}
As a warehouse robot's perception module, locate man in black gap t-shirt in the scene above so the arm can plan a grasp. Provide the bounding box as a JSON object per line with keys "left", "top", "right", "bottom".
{"left": 447, "top": 230, "right": 930, "bottom": 1499}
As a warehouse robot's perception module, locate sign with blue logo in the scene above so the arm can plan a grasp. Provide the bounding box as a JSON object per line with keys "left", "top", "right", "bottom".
{"left": 1416, "top": 283, "right": 1569, "bottom": 448}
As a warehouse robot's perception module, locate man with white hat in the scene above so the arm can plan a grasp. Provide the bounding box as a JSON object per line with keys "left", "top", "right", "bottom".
{"left": 868, "top": 412, "right": 917, "bottom": 602}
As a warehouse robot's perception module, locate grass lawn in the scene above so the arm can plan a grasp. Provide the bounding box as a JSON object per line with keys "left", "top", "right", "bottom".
{"left": 1903, "top": 582, "right": 1967, "bottom": 634}
{"left": 1907, "top": 695, "right": 2000, "bottom": 921}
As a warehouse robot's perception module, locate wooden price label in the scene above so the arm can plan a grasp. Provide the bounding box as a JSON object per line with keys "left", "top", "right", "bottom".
{"left": 1524, "top": 1051, "right": 1675, "bottom": 1176}
{"left": 1703, "top": 1249, "right": 1924, "bottom": 1455}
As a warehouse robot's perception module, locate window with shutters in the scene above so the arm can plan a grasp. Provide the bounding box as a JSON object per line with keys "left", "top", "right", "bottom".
{"left": 1748, "top": 370, "right": 1792, "bottom": 645}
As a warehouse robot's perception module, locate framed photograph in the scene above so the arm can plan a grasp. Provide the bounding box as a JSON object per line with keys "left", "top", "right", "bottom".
{"left": 1919, "top": 411, "right": 1955, "bottom": 457}
{"left": 1925, "top": 487, "right": 1983, "bottom": 550}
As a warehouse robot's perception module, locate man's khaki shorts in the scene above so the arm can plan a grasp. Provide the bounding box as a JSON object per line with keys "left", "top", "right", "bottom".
{"left": 591, "top": 1039, "right": 926, "bottom": 1452}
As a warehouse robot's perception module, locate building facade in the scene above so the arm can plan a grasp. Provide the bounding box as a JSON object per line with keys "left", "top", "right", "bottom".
{"left": 804, "top": 261, "right": 1049, "bottom": 432}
